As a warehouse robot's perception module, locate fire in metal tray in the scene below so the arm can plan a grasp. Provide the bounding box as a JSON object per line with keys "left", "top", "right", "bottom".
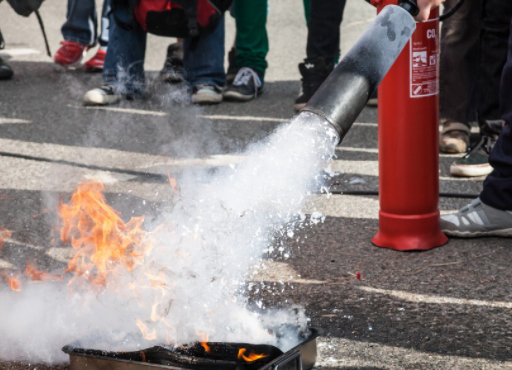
{"left": 63, "top": 327, "right": 320, "bottom": 370}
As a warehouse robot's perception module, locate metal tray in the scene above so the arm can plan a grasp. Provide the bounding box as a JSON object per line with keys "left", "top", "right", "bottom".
{"left": 63, "top": 327, "right": 321, "bottom": 370}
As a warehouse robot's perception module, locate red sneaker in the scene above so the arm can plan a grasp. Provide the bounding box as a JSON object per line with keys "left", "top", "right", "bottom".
{"left": 54, "top": 41, "right": 88, "bottom": 66}
{"left": 84, "top": 48, "right": 107, "bottom": 72}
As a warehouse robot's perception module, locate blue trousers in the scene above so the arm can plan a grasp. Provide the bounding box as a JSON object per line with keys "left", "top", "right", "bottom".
{"left": 480, "top": 16, "right": 512, "bottom": 210}
{"left": 103, "top": 9, "right": 225, "bottom": 96}
{"left": 62, "top": 0, "right": 110, "bottom": 47}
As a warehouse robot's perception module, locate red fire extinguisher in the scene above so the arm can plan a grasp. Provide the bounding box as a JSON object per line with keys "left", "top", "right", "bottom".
{"left": 371, "top": 0, "right": 448, "bottom": 251}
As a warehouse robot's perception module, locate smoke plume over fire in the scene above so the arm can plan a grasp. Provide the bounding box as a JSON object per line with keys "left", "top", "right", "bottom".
{"left": 0, "top": 113, "right": 335, "bottom": 363}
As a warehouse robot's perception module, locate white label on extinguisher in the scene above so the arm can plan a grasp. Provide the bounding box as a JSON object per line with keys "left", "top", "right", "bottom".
{"left": 410, "top": 19, "right": 439, "bottom": 98}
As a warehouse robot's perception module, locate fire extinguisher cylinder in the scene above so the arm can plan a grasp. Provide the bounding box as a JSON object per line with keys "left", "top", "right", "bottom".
{"left": 300, "top": 5, "right": 416, "bottom": 144}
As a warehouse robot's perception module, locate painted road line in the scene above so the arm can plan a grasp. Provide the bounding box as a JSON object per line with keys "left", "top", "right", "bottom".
{"left": 0, "top": 48, "right": 41, "bottom": 57}
{"left": 359, "top": 286, "right": 512, "bottom": 309}
{"left": 0, "top": 117, "right": 31, "bottom": 124}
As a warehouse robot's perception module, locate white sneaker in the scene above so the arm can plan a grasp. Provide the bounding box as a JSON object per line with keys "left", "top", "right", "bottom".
{"left": 192, "top": 84, "right": 223, "bottom": 105}
{"left": 83, "top": 85, "right": 122, "bottom": 106}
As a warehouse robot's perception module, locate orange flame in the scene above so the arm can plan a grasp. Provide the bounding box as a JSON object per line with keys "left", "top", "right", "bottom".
{"left": 59, "top": 180, "right": 151, "bottom": 288}
{"left": 167, "top": 173, "right": 179, "bottom": 195}
{"left": 0, "top": 226, "right": 12, "bottom": 253}
{"left": 136, "top": 318, "right": 157, "bottom": 341}
{"left": 0, "top": 271, "right": 21, "bottom": 292}
{"left": 24, "top": 264, "right": 62, "bottom": 282}
{"left": 238, "top": 348, "right": 268, "bottom": 362}
{"left": 197, "top": 332, "right": 210, "bottom": 353}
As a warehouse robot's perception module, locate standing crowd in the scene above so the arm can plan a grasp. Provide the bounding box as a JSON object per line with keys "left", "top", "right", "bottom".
{"left": 1, "top": 0, "right": 512, "bottom": 238}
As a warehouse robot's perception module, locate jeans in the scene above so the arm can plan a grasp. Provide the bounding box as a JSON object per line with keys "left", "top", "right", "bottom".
{"left": 305, "top": 0, "right": 346, "bottom": 64}
{"left": 183, "top": 16, "right": 226, "bottom": 88}
{"left": 62, "top": 0, "right": 110, "bottom": 47}
{"left": 103, "top": 9, "right": 225, "bottom": 95}
{"left": 480, "top": 16, "right": 512, "bottom": 210}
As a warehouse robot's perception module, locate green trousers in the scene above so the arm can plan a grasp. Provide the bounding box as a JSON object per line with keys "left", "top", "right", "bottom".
{"left": 232, "top": 0, "right": 269, "bottom": 78}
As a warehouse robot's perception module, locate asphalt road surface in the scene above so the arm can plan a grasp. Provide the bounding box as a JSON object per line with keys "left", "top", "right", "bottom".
{"left": 1, "top": 1, "right": 511, "bottom": 369}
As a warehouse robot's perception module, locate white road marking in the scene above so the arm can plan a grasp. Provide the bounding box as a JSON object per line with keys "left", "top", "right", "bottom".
{"left": 358, "top": 286, "right": 512, "bottom": 309}
{"left": 0, "top": 117, "right": 31, "bottom": 124}
{"left": 68, "top": 104, "right": 167, "bottom": 117}
{"left": 0, "top": 48, "right": 41, "bottom": 57}
{"left": 316, "top": 337, "right": 512, "bottom": 369}
{"left": 0, "top": 259, "right": 13, "bottom": 269}
{"left": 4, "top": 238, "right": 44, "bottom": 251}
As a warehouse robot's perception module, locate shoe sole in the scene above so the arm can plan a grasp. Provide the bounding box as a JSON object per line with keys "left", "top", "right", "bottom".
{"left": 83, "top": 91, "right": 121, "bottom": 106}
{"left": 223, "top": 89, "right": 263, "bottom": 102}
{"left": 294, "top": 102, "right": 307, "bottom": 112}
{"left": 442, "top": 227, "right": 512, "bottom": 238}
{"left": 192, "top": 95, "right": 223, "bottom": 105}
{"left": 450, "top": 164, "right": 493, "bottom": 177}
{"left": 367, "top": 98, "right": 378, "bottom": 107}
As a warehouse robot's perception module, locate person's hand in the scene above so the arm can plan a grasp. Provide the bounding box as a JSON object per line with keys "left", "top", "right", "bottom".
{"left": 415, "top": 0, "right": 445, "bottom": 22}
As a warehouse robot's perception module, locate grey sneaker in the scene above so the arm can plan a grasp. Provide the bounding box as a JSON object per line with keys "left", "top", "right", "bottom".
{"left": 192, "top": 84, "right": 223, "bottom": 105}
{"left": 441, "top": 198, "right": 512, "bottom": 237}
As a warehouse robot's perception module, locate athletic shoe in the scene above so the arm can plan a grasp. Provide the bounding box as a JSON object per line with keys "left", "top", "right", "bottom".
{"left": 367, "top": 90, "right": 378, "bottom": 106}
{"left": 439, "top": 120, "right": 470, "bottom": 153}
{"left": 450, "top": 134, "right": 495, "bottom": 177}
{"left": 0, "top": 56, "right": 13, "bottom": 80}
{"left": 223, "top": 67, "right": 263, "bottom": 102}
{"left": 440, "top": 130, "right": 469, "bottom": 154}
{"left": 83, "top": 85, "right": 122, "bottom": 106}
{"left": 226, "top": 47, "right": 239, "bottom": 85}
{"left": 54, "top": 41, "right": 88, "bottom": 66}
{"left": 294, "top": 57, "right": 333, "bottom": 112}
{"left": 440, "top": 198, "right": 512, "bottom": 237}
{"left": 192, "top": 84, "right": 223, "bottom": 105}
{"left": 84, "top": 47, "right": 106, "bottom": 72}
{"left": 160, "top": 42, "right": 184, "bottom": 84}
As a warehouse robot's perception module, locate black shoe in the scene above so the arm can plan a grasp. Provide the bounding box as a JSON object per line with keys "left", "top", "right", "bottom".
{"left": 223, "top": 67, "right": 263, "bottom": 102}
{"left": 450, "top": 134, "right": 496, "bottom": 177}
{"left": 226, "top": 47, "right": 239, "bottom": 85}
{"left": 0, "top": 56, "right": 13, "bottom": 80}
{"left": 160, "top": 43, "right": 184, "bottom": 84}
{"left": 294, "top": 57, "right": 333, "bottom": 112}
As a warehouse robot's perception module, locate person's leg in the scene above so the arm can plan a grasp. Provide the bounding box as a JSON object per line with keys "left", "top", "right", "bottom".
{"left": 84, "top": 5, "right": 146, "bottom": 104}
{"left": 98, "top": 0, "right": 111, "bottom": 47}
{"left": 223, "top": 0, "right": 267, "bottom": 101}
{"left": 232, "top": 0, "right": 268, "bottom": 79}
{"left": 303, "top": 0, "right": 310, "bottom": 26}
{"left": 84, "top": 0, "right": 111, "bottom": 72}
{"left": 439, "top": 0, "right": 481, "bottom": 153}
{"left": 305, "top": 0, "right": 345, "bottom": 63}
{"left": 184, "top": 16, "right": 225, "bottom": 104}
{"left": 294, "top": 0, "right": 346, "bottom": 111}
{"left": 440, "top": 16, "right": 512, "bottom": 237}
{"left": 477, "top": 0, "right": 512, "bottom": 136}
{"left": 480, "top": 18, "right": 512, "bottom": 211}
{"left": 61, "top": 0, "right": 98, "bottom": 46}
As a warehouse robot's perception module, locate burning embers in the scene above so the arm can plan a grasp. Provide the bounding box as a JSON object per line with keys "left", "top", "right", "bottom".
{"left": 64, "top": 341, "right": 283, "bottom": 370}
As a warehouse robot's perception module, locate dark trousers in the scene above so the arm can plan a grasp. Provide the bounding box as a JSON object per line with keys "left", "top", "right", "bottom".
{"left": 480, "top": 17, "right": 512, "bottom": 210}
{"left": 305, "top": 0, "right": 347, "bottom": 63}
{"left": 439, "top": 0, "right": 481, "bottom": 125}
{"left": 478, "top": 0, "right": 512, "bottom": 134}
{"left": 440, "top": 0, "right": 511, "bottom": 132}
